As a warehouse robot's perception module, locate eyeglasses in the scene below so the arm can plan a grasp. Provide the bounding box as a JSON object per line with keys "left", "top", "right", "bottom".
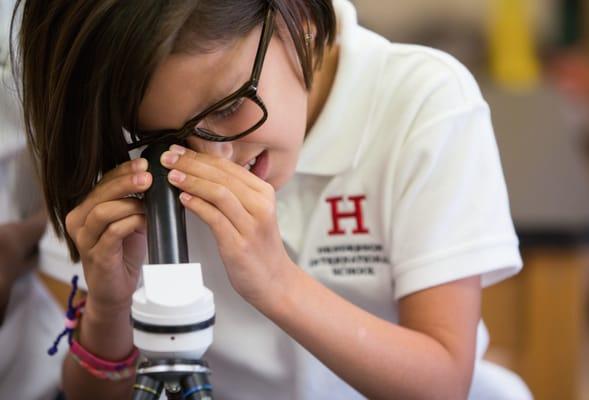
{"left": 127, "top": 7, "right": 275, "bottom": 150}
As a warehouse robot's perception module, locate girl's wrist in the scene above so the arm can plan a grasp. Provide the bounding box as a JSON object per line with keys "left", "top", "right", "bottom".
{"left": 84, "top": 295, "right": 132, "bottom": 322}
{"left": 253, "top": 260, "right": 305, "bottom": 321}
{"left": 79, "top": 296, "right": 134, "bottom": 360}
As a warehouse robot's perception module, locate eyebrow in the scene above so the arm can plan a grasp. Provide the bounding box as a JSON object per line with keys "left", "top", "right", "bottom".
{"left": 185, "top": 68, "right": 248, "bottom": 121}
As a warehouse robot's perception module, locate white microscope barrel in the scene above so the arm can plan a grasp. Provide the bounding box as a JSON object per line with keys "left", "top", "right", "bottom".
{"left": 131, "top": 263, "right": 215, "bottom": 359}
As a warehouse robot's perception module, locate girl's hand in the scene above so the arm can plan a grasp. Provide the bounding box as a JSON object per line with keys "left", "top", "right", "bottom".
{"left": 161, "top": 145, "right": 293, "bottom": 307}
{"left": 65, "top": 158, "right": 152, "bottom": 315}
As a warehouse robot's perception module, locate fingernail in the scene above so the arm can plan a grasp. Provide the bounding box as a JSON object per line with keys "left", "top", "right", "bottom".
{"left": 170, "top": 144, "right": 186, "bottom": 155}
{"left": 168, "top": 170, "right": 186, "bottom": 183}
{"left": 161, "top": 151, "right": 179, "bottom": 166}
{"left": 180, "top": 192, "right": 192, "bottom": 203}
{"left": 133, "top": 158, "right": 148, "bottom": 172}
{"left": 133, "top": 173, "right": 148, "bottom": 186}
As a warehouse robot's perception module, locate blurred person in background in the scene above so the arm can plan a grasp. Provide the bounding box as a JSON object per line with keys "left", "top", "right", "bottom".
{"left": 0, "top": 0, "right": 66, "bottom": 398}
{"left": 551, "top": 52, "right": 589, "bottom": 104}
{"left": 550, "top": 49, "right": 589, "bottom": 164}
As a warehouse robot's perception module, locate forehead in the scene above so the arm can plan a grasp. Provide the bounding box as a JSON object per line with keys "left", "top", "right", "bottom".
{"left": 138, "top": 28, "right": 260, "bottom": 131}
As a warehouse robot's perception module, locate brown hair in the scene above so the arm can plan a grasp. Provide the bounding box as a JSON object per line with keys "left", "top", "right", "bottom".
{"left": 11, "top": 0, "right": 336, "bottom": 260}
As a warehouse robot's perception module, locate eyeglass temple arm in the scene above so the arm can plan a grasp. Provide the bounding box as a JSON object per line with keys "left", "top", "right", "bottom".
{"left": 251, "top": 8, "right": 275, "bottom": 86}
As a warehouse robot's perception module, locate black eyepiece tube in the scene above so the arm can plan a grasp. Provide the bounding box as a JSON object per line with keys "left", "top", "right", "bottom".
{"left": 141, "top": 142, "right": 189, "bottom": 265}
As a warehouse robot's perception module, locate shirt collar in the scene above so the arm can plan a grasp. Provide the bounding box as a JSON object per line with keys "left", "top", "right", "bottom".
{"left": 295, "top": 0, "right": 384, "bottom": 176}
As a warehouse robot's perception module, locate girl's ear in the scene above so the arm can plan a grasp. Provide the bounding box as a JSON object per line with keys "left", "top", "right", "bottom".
{"left": 274, "top": 13, "right": 317, "bottom": 91}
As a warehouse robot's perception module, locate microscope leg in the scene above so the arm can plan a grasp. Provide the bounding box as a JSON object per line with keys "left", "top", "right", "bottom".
{"left": 181, "top": 373, "right": 214, "bottom": 400}
{"left": 133, "top": 375, "right": 164, "bottom": 400}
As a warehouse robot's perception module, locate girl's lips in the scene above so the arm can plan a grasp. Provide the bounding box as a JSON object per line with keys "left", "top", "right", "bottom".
{"left": 251, "top": 149, "right": 269, "bottom": 181}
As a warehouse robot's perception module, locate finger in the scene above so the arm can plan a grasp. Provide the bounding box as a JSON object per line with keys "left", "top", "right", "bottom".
{"left": 75, "top": 171, "right": 152, "bottom": 228}
{"left": 166, "top": 155, "right": 264, "bottom": 216}
{"left": 169, "top": 170, "right": 253, "bottom": 233}
{"left": 162, "top": 147, "right": 273, "bottom": 215}
{"left": 66, "top": 161, "right": 150, "bottom": 236}
{"left": 88, "top": 214, "right": 146, "bottom": 267}
{"left": 99, "top": 158, "right": 149, "bottom": 185}
{"left": 77, "top": 199, "right": 144, "bottom": 250}
{"left": 165, "top": 145, "right": 271, "bottom": 194}
{"left": 179, "top": 192, "right": 240, "bottom": 243}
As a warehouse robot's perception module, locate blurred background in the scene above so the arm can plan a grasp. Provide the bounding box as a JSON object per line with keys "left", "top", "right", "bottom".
{"left": 353, "top": 0, "right": 589, "bottom": 399}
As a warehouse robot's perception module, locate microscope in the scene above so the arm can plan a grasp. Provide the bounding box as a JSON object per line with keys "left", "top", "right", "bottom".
{"left": 131, "top": 142, "right": 216, "bottom": 400}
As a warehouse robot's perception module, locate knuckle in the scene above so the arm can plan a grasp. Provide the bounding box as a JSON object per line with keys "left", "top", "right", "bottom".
{"left": 98, "top": 169, "right": 116, "bottom": 185}
{"left": 210, "top": 156, "right": 224, "bottom": 167}
{"left": 85, "top": 248, "right": 99, "bottom": 267}
{"left": 256, "top": 199, "right": 275, "bottom": 222}
{"left": 65, "top": 212, "right": 77, "bottom": 236}
{"left": 109, "top": 174, "right": 133, "bottom": 191}
{"left": 126, "top": 173, "right": 137, "bottom": 187}
{"left": 261, "top": 180, "right": 274, "bottom": 194}
{"left": 106, "top": 160, "right": 133, "bottom": 179}
{"left": 106, "top": 222, "right": 124, "bottom": 238}
{"left": 234, "top": 236, "right": 250, "bottom": 253}
{"left": 220, "top": 158, "right": 233, "bottom": 171}
{"left": 74, "top": 229, "right": 85, "bottom": 248}
{"left": 87, "top": 248, "right": 112, "bottom": 269}
{"left": 131, "top": 214, "right": 145, "bottom": 227}
{"left": 90, "top": 204, "right": 109, "bottom": 224}
{"left": 211, "top": 185, "right": 230, "bottom": 201}
{"left": 129, "top": 198, "right": 144, "bottom": 211}
{"left": 125, "top": 158, "right": 137, "bottom": 171}
{"left": 242, "top": 220, "right": 256, "bottom": 237}
{"left": 97, "top": 171, "right": 111, "bottom": 184}
{"left": 211, "top": 212, "right": 225, "bottom": 229}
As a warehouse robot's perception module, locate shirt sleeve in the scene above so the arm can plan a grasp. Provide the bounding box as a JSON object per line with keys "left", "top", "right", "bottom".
{"left": 389, "top": 98, "right": 522, "bottom": 300}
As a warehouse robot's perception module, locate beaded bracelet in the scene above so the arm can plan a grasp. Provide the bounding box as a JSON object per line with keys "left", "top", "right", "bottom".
{"left": 47, "top": 275, "right": 86, "bottom": 356}
{"left": 70, "top": 339, "right": 140, "bottom": 381}
{"left": 48, "top": 275, "right": 140, "bottom": 381}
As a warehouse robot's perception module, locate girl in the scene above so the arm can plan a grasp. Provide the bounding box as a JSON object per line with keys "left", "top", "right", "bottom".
{"left": 13, "top": 0, "right": 531, "bottom": 399}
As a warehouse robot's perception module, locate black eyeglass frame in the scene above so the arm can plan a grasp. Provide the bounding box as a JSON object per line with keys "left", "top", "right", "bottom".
{"left": 128, "top": 7, "right": 275, "bottom": 150}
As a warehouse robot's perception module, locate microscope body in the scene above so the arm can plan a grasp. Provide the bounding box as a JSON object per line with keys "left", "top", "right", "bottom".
{"left": 130, "top": 142, "right": 216, "bottom": 399}
{"left": 132, "top": 263, "right": 215, "bottom": 360}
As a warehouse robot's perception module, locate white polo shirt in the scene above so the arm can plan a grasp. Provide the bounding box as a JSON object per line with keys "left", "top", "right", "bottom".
{"left": 186, "top": 0, "right": 525, "bottom": 399}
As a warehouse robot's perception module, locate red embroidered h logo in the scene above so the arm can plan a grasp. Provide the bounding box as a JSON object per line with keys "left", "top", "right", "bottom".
{"left": 325, "top": 195, "right": 369, "bottom": 236}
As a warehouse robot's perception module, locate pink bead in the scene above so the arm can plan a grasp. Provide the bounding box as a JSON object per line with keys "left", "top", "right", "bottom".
{"left": 65, "top": 318, "right": 78, "bottom": 329}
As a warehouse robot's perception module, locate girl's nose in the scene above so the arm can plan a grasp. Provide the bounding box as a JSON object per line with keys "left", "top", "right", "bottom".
{"left": 187, "top": 136, "right": 234, "bottom": 160}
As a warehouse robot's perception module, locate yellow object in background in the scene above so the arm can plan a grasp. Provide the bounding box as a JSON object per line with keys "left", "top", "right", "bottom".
{"left": 488, "top": 0, "right": 541, "bottom": 90}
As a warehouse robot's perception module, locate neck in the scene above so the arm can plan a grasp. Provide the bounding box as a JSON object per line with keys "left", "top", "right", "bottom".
{"left": 306, "top": 43, "right": 340, "bottom": 134}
